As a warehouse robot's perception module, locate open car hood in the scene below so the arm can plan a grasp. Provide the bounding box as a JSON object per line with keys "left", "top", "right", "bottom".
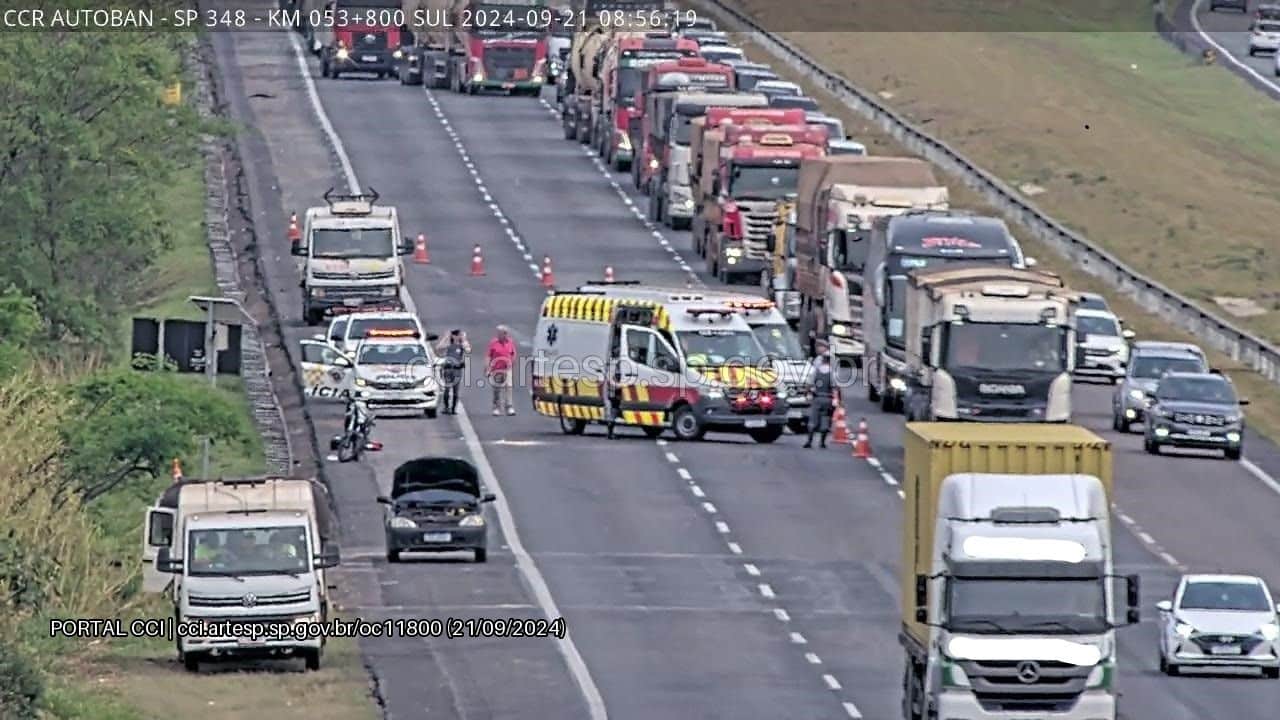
{"left": 391, "top": 457, "right": 480, "bottom": 499}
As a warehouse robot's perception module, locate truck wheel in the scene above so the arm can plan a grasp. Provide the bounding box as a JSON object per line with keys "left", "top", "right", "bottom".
{"left": 648, "top": 191, "right": 661, "bottom": 221}
{"left": 671, "top": 405, "right": 705, "bottom": 441}
{"left": 671, "top": 216, "right": 690, "bottom": 231}
{"left": 614, "top": 156, "right": 630, "bottom": 173}
{"left": 559, "top": 416, "right": 587, "bottom": 435}
{"left": 1263, "top": 666, "right": 1279, "bottom": 679}
{"left": 880, "top": 389, "right": 896, "bottom": 413}
{"left": 386, "top": 548, "right": 400, "bottom": 563}
{"left": 631, "top": 159, "right": 642, "bottom": 190}
{"left": 749, "top": 426, "right": 784, "bottom": 444}
{"left": 320, "top": 58, "right": 330, "bottom": 78}
{"left": 304, "top": 306, "right": 323, "bottom": 326}
{"left": 474, "top": 548, "right": 488, "bottom": 563}
{"left": 183, "top": 652, "right": 201, "bottom": 672}
{"left": 716, "top": 263, "right": 728, "bottom": 284}
{"left": 867, "top": 378, "right": 881, "bottom": 402}
{"left": 1144, "top": 437, "right": 1160, "bottom": 455}
{"left": 303, "top": 648, "right": 322, "bottom": 671}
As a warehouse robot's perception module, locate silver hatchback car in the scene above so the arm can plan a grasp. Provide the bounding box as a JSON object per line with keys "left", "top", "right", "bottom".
{"left": 1157, "top": 574, "right": 1280, "bottom": 678}
{"left": 1111, "top": 341, "right": 1207, "bottom": 432}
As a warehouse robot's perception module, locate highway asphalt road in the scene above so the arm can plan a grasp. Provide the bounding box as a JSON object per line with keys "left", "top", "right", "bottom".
{"left": 1191, "top": 0, "right": 1280, "bottom": 90}
{"left": 215, "top": 9, "right": 1280, "bottom": 719}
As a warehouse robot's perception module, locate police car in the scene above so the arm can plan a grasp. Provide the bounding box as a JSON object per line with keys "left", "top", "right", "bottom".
{"left": 300, "top": 328, "right": 442, "bottom": 416}
{"left": 322, "top": 311, "right": 425, "bottom": 354}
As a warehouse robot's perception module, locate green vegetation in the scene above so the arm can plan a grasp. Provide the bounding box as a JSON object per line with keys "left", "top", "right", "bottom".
{"left": 0, "top": 21, "right": 375, "bottom": 720}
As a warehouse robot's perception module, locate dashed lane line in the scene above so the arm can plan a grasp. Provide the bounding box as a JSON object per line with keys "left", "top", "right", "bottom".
{"left": 285, "top": 34, "right": 607, "bottom": 720}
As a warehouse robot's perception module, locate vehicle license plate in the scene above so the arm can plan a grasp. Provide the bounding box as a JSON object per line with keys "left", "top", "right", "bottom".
{"left": 1187, "top": 429, "right": 1211, "bottom": 437}
{"left": 744, "top": 419, "right": 766, "bottom": 428}
{"left": 362, "top": 55, "right": 378, "bottom": 62}
{"left": 423, "top": 532, "right": 451, "bottom": 542}
{"left": 1211, "top": 644, "right": 1241, "bottom": 655}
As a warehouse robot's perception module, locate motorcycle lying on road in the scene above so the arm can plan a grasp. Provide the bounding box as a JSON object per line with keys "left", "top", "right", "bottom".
{"left": 331, "top": 394, "right": 381, "bottom": 462}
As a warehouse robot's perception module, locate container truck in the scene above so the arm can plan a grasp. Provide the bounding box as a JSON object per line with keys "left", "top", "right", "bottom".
{"left": 144, "top": 476, "right": 341, "bottom": 672}
{"left": 791, "top": 157, "right": 949, "bottom": 365}
{"left": 402, "top": 0, "right": 549, "bottom": 94}
{"left": 863, "top": 211, "right": 1034, "bottom": 413}
{"left": 630, "top": 56, "right": 736, "bottom": 192}
{"left": 644, "top": 90, "right": 767, "bottom": 229}
{"left": 695, "top": 121, "right": 827, "bottom": 284}
{"left": 902, "top": 266, "right": 1077, "bottom": 423}
{"left": 900, "top": 423, "right": 1139, "bottom": 720}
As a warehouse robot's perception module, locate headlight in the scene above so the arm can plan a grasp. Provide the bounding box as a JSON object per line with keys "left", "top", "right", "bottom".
{"left": 1128, "top": 389, "right": 1145, "bottom": 400}
{"left": 355, "top": 378, "right": 368, "bottom": 387}
{"left": 705, "top": 388, "right": 724, "bottom": 399}
{"left": 472, "top": 72, "right": 484, "bottom": 83}
{"left": 393, "top": 49, "right": 403, "bottom": 59}
{"left": 1175, "top": 622, "right": 1194, "bottom": 639}
{"left": 649, "top": 158, "right": 659, "bottom": 170}
{"left": 294, "top": 611, "right": 321, "bottom": 623}
{"left": 389, "top": 516, "right": 416, "bottom": 529}
{"left": 830, "top": 323, "right": 849, "bottom": 337}
{"left": 336, "top": 48, "right": 349, "bottom": 60}
{"left": 889, "top": 377, "right": 907, "bottom": 392}
{"left": 380, "top": 286, "right": 397, "bottom": 297}
{"left": 1260, "top": 622, "right": 1280, "bottom": 641}
{"left": 459, "top": 514, "right": 485, "bottom": 527}
{"left": 681, "top": 199, "right": 694, "bottom": 209}
{"left": 775, "top": 388, "right": 788, "bottom": 400}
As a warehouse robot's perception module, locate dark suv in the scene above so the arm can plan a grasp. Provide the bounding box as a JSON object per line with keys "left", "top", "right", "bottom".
{"left": 1143, "top": 372, "right": 1248, "bottom": 460}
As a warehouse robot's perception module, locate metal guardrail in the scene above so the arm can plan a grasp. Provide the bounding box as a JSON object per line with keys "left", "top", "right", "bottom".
{"left": 691, "top": 0, "right": 1280, "bottom": 385}
{"left": 192, "top": 44, "right": 296, "bottom": 475}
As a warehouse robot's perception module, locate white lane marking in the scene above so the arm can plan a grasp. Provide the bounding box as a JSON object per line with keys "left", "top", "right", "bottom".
{"left": 896, "top": 489, "right": 905, "bottom": 499}
{"left": 690, "top": 484, "right": 706, "bottom": 498}
{"left": 865, "top": 457, "right": 881, "bottom": 469}
{"left": 676, "top": 468, "right": 692, "bottom": 480}
{"left": 744, "top": 563, "right": 761, "bottom": 576}
{"left": 665, "top": 452, "right": 679, "bottom": 463}
{"left": 1190, "top": 0, "right": 1280, "bottom": 96}
{"left": 773, "top": 608, "right": 790, "bottom": 622}
{"left": 880, "top": 472, "right": 897, "bottom": 486}
{"left": 843, "top": 701, "right": 863, "bottom": 718}
{"left": 702, "top": 501, "right": 718, "bottom": 514}
{"left": 656, "top": 439, "right": 668, "bottom": 446}
{"left": 805, "top": 652, "right": 822, "bottom": 665}
{"left": 1242, "top": 458, "right": 1280, "bottom": 497}
{"left": 727, "top": 542, "right": 743, "bottom": 554}
{"left": 1137, "top": 531, "right": 1155, "bottom": 545}
{"left": 1159, "top": 551, "right": 1180, "bottom": 566}
{"left": 715, "top": 521, "right": 730, "bottom": 534}
{"left": 822, "top": 674, "right": 841, "bottom": 690}
{"left": 789, "top": 632, "right": 807, "bottom": 645}
{"left": 287, "top": 55, "right": 607, "bottom": 720}
{"left": 758, "top": 583, "right": 775, "bottom": 599}
{"left": 1116, "top": 512, "right": 1135, "bottom": 525}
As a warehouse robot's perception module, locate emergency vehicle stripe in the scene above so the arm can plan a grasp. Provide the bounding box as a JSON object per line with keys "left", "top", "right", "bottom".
{"left": 636, "top": 385, "right": 650, "bottom": 404}
{"left": 541, "top": 294, "right": 672, "bottom": 326}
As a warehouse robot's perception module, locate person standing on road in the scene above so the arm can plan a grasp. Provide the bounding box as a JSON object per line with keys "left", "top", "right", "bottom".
{"left": 486, "top": 325, "right": 517, "bottom": 416}
{"left": 804, "top": 341, "right": 835, "bottom": 449}
{"left": 436, "top": 329, "right": 471, "bottom": 415}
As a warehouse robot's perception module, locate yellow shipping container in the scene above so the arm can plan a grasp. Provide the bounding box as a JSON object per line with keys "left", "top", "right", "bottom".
{"left": 900, "top": 422, "right": 1112, "bottom": 646}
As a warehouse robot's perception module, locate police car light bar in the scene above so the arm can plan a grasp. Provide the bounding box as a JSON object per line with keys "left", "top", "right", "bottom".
{"left": 365, "top": 328, "right": 419, "bottom": 337}
{"left": 724, "top": 300, "right": 774, "bottom": 310}
{"left": 686, "top": 307, "right": 735, "bottom": 317}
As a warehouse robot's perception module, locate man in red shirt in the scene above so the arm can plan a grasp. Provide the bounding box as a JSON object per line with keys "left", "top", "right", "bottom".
{"left": 486, "top": 325, "right": 518, "bottom": 415}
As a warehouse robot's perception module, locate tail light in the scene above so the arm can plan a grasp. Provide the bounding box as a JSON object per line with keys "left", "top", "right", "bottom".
{"left": 722, "top": 202, "right": 743, "bottom": 240}
{"left": 758, "top": 392, "right": 776, "bottom": 410}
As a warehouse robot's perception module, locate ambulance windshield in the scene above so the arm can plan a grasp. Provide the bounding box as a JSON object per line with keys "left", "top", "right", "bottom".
{"left": 677, "top": 329, "right": 765, "bottom": 367}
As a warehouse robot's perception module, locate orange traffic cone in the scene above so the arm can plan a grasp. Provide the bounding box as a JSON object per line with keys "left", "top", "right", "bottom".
{"left": 853, "top": 418, "right": 871, "bottom": 459}
{"left": 830, "top": 393, "right": 851, "bottom": 445}
{"left": 171, "top": 457, "right": 183, "bottom": 481}
{"left": 604, "top": 265, "right": 615, "bottom": 282}
{"left": 470, "top": 244, "right": 485, "bottom": 276}
{"left": 413, "top": 233, "right": 430, "bottom": 264}
{"left": 541, "top": 256, "right": 555, "bottom": 288}
{"left": 287, "top": 212, "right": 301, "bottom": 251}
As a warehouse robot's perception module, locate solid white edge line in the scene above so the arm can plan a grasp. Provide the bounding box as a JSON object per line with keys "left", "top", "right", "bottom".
{"left": 1241, "top": 458, "right": 1280, "bottom": 497}
{"left": 286, "top": 38, "right": 607, "bottom": 720}
{"left": 1190, "top": 0, "right": 1280, "bottom": 95}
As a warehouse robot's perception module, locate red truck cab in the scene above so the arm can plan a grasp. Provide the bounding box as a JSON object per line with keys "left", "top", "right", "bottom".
{"left": 458, "top": 4, "right": 549, "bottom": 96}
{"left": 320, "top": 0, "right": 402, "bottom": 80}
{"left": 631, "top": 57, "right": 736, "bottom": 192}
{"left": 598, "top": 35, "right": 698, "bottom": 171}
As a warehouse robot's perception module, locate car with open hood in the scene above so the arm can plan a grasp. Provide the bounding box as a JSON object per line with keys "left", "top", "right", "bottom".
{"left": 1157, "top": 574, "right": 1280, "bottom": 677}
{"left": 378, "top": 457, "right": 496, "bottom": 563}
{"left": 1143, "top": 372, "right": 1248, "bottom": 460}
{"left": 1112, "top": 341, "right": 1208, "bottom": 432}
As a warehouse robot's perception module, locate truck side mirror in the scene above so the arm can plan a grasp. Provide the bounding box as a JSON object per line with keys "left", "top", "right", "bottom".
{"left": 482, "top": 493, "right": 497, "bottom": 503}
{"left": 315, "top": 543, "right": 341, "bottom": 569}
{"left": 1155, "top": 600, "right": 1173, "bottom": 613}
{"left": 147, "top": 510, "right": 174, "bottom": 547}
{"left": 376, "top": 495, "right": 392, "bottom": 504}
{"left": 914, "top": 574, "right": 927, "bottom": 608}
{"left": 1125, "top": 574, "right": 1140, "bottom": 624}
{"left": 398, "top": 240, "right": 414, "bottom": 256}
{"left": 155, "top": 547, "right": 182, "bottom": 574}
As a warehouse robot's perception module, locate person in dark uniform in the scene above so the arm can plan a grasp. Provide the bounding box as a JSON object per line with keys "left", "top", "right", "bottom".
{"left": 804, "top": 341, "right": 835, "bottom": 449}
{"left": 436, "top": 329, "right": 471, "bottom": 415}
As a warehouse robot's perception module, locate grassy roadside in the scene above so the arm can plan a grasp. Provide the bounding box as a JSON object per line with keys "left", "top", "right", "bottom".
{"left": 44, "top": 160, "right": 377, "bottom": 720}
{"left": 724, "top": 5, "right": 1280, "bottom": 338}
{"left": 715, "top": 28, "right": 1280, "bottom": 446}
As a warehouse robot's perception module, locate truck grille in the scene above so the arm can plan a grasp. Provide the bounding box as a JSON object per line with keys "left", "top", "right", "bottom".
{"left": 961, "top": 659, "right": 1089, "bottom": 714}
{"left": 738, "top": 203, "right": 777, "bottom": 260}
{"left": 1172, "top": 412, "right": 1225, "bottom": 426}
{"left": 188, "top": 589, "right": 311, "bottom": 608}
{"left": 312, "top": 270, "right": 396, "bottom": 281}
{"left": 483, "top": 47, "right": 535, "bottom": 80}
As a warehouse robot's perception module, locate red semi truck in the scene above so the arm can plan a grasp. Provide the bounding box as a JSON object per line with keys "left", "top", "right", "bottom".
{"left": 630, "top": 56, "right": 736, "bottom": 195}
{"left": 401, "top": 0, "right": 549, "bottom": 95}
{"left": 304, "top": 0, "right": 405, "bottom": 80}
{"left": 592, "top": 34, "right": 698, "bottom": 172}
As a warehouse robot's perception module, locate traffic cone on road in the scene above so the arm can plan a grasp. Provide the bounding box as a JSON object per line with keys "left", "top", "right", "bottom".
{"left": 830, "top": 393, "right": 851, "bottom": 445}
{"left": 470, "top": 244, "right": 485, "bottom": 276}
{"left": 604, "top": 265, "right": 615, "bottom": 282}
{"left": 541, "top": 256, "right": 555, "bottom": 288}
{"left": 853, "top": 418, "right": 872, "bottom": 459}
{"left": 287, "top": 212, "right": 301, "bottom": 252}
{"left": 171, "top": 458, "right": 183, "bottom": 481}
{"left": 413, "top": 233, "right": 430, "bottom": 264}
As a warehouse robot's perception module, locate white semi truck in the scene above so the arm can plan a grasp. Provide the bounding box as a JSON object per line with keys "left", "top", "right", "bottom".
{"left": 901, "top": 266, "right": 1077, "bottom": 423}
{"left": 901, "top": 423, "right": 1140, "bottom": 720}
{"left": 144, "top": 477, "right": 340, "bottom": 672}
